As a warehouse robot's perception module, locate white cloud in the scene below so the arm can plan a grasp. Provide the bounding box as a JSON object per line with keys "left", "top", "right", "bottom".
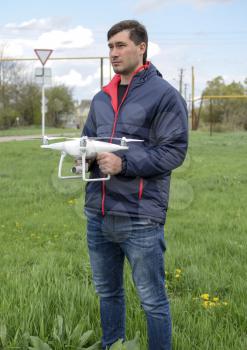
{"left": 4, "top": 17, "right": 70, "bottom": 32}
{"left": 93, "top": 62, "right": 113, "bottom": 80}
{"left": 54, "top": 69, "right": 94, "bottom": 87}
{"left": 148, "top": 42, "right": 161, "bottom": 58}
{"left": 0, "top": 39, "right": 33, "bottom": 57}
{"left": 0, "top": 25, "right": 94, "bottom": 58}
{"left": 53, "top": 61, "right": 112, "bottom": 92}
{"left": 135, "top": 0, "right": 167, "bottom": 12}
{"left": 191, "top": 0, "right": 233, "bottom": 4}
{"left": 37, "top": 26, "right": 93, "bottom": 50}
{"left": 134, "top": 0, "right": 232, "bottom": 12}
{"left": 185, "top": 0, "right": 232, "bottom": 7}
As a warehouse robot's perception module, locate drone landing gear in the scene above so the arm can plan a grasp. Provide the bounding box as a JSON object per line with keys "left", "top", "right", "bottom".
{"left": 58, "top": 151, "right": 110, "bottom": 181}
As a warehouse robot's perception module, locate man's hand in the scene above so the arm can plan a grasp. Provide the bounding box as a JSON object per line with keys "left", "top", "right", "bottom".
{"left": 96, "top": 152, "right": 122, "bottom": 175}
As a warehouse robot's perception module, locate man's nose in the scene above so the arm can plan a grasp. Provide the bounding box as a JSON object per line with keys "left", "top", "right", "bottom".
{"left": 110, "top": 47, "right": 119, "bottom": 57}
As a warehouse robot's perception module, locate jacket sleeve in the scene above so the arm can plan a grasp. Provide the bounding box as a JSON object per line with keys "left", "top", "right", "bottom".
{"left": 121, "top": 89, "right": 188, "bottom": 178}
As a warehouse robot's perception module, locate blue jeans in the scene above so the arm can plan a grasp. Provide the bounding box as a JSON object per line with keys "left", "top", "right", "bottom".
{"left": 86, "top": 211, "right": 172, "bottom": 350}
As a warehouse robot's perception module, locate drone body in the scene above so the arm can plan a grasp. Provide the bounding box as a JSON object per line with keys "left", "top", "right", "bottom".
{"left": 41, "top": 136, "right": 134, "bottom": 181}
{"left": 41, "top": 138, "right": 128, "bottom": 159}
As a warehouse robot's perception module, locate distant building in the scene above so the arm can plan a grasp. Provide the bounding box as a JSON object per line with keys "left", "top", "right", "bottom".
{"left": 76, "top": 99, "right": 92, "bottom": 129}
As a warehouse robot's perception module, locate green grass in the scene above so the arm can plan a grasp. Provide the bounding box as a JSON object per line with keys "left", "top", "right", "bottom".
{"left": 0, "top": 131, "right": 247, "bottom": 349}
{"left": 0, "top": 125, "right": 80, "bottom": 137}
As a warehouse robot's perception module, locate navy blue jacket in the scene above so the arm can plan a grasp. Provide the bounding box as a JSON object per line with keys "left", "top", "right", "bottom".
{"left": 83, "top": 63, "right": 188, "bottom": 223}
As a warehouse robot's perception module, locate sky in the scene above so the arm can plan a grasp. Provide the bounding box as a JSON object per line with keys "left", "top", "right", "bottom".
{"left": 1, "top": 0, "right": 246, "bottom": 102}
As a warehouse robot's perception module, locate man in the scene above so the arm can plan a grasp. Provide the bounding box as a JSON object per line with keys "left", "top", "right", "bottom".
{"left": 82, "top": 20, "right": 188, "bottom": 350}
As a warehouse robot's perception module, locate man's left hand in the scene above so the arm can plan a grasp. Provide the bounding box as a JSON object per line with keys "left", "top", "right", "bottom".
{"left": 96, "top": 152, "right": 122, "bottom": 175}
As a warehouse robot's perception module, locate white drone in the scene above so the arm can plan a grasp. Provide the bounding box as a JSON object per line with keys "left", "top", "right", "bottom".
{"left": 41, "top": 136, "right": 143, "bottom": 181}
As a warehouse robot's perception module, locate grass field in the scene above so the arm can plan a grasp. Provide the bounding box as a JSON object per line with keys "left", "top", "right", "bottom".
{"left": 0, "top": 131, "right": 246, "bottom": 349}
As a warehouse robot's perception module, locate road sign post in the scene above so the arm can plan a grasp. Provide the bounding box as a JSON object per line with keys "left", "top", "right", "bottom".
{"left": 34, "top": 49, "right": 53, "bottom": 142}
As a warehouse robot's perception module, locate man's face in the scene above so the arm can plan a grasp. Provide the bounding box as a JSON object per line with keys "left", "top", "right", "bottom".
{"left": 108, "top": 30, "right": 146, "bottom": 75}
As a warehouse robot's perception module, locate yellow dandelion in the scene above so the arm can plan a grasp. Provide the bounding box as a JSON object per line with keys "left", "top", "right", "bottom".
{"left": 201, "top": 294, "right": 209, "bottom": 301}
{"left": 209, "top": 302, "right": 216, "bottom": 307}
{"left": 203, "top": 301, "right": 210, "bottom": 308}
{"left": 175, "top": 274, "right": 180, "bottom": 278}
{"left": 212, "top": 297, "right": 219, "bottom": 302}
{"left": 175, "top": 269, "right": 182, "bottom": 274}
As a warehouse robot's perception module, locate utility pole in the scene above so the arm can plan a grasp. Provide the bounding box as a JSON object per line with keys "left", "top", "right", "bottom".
{"left": 184, "top": 83, "right": 188, "bottom": 102}
{"left": 191, "top": 66, "right": 196, "bottom": 130}
{"left": 179, "top": 68, "right": 184, "bottom": 95}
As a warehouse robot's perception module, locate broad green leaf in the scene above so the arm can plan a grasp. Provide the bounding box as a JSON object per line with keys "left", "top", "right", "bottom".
{"left": 109, "top": 339, "right": 124, "bottom": 350}
{"left": 77, "top": 330, "right": 93, "bottom": 347}
{"left": 123, "top": 331, "right": 140, "bottom": 350}
{"left": 81, "top": 340, "right": 102, "bottom": 349}
{"left": 70, "top": 321, "right": 86, "bottom": 343}
{"left": 29, "top": 336, "right": 52, "bottom": 350}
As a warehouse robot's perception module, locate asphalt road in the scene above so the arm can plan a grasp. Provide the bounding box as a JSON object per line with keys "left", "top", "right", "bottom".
{"left": 0, "top": 133, "right": 78, "bottom": 143}
{"left": 0, "top": 135, "right": 42, "bottom": 143}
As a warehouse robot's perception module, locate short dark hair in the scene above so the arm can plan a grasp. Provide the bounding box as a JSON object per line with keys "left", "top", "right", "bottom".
{"left": 107, "top": 20, "right": 148, "bottom": 64}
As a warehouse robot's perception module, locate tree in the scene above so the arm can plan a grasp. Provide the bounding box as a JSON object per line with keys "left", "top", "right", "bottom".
{"left": 0, "top": 44, "right": 76, "bottom": 129}
{"left": 200, "top": 76, "right": 247, "bottom": 130}
{"left": 16, "top": 83, "right": 41, "bottom": 125}
{"left": 46, "top": 85, "right": 75, "bottom": 127}
{"left": 0, "top": 45, "right": 23, "bottom": 128}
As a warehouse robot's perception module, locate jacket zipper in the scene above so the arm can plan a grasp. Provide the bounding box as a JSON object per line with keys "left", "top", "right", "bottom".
{"left": 101, "top": 64, "right": 149, "bottom": 215}
{"left": 101, "top": 84, "right": 131, "bottom": 216}
{"left": 138, "top": 178, "right": 144, "bottom": 200}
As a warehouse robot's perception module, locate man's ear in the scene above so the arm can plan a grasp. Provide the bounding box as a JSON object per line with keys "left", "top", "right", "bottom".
{"left": 139, "top": 42, "right": 147, "bottom": 56}
{"left": 139, "top": 42, "right": 147, "bottom": 60}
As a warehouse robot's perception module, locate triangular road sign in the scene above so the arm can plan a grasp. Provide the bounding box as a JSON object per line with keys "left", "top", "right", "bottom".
{"left": 34, "top": 49, "right": 53, "bottom": 66}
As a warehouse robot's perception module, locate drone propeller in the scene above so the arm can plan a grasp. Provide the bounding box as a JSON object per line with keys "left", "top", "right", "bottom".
{"left": 25, "top": 135, "right": 78, "bottom": 142}
{"left": 116, "top": 137, "right": 144, "bottom": 142}
{"left": 43, "top": 136, "right": 78, "bottom": 141}
{"left": 44, "top": 136, "right": 65, "bottom": 141}
{"left": 86, "top": 137, "right": 144, "bottom": 142}
{"left": 40, "top": 136, "right": 80, "bottom": 145}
